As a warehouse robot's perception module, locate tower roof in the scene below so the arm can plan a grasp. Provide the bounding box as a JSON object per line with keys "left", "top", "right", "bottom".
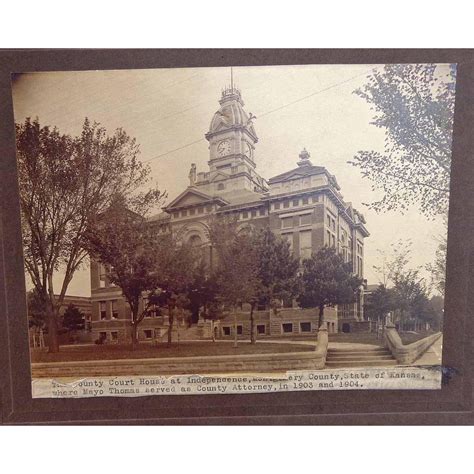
{"left": 206, "top": 87, "right": 258, "bottom": 141}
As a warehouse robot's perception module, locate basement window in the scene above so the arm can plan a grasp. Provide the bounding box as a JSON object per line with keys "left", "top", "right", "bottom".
{"left": 222, "top": 326, "right": 231, "bottom": 336}
{"left": 300, "top": 322, "right": 311, "bottom": 332}
{"left": 282, "top": 323, "right": 293, "bottom": 333}
{"left": 144, "top": 330, "right": 153, "bottom": 339}
{"left": 257, "top": 324, "right": 266, "bottom": 335}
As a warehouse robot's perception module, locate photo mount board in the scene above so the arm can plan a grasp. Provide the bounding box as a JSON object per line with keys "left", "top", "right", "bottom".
{"left": 0, "top": 49, "right": 472, "bottom": 425}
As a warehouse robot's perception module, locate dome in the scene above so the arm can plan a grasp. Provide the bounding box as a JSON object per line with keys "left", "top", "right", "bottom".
{"left": 207, "top": 87, "right": 257, "bottom": 139}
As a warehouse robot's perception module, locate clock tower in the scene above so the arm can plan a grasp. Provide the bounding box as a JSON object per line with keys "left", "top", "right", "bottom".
{"left": 201, "top": 85, "right": 267, "bottom": 194}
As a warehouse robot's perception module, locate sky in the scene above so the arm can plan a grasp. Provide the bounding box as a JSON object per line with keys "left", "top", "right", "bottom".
{"left": 12, "top": 64, "right": 451, "bottom": 297}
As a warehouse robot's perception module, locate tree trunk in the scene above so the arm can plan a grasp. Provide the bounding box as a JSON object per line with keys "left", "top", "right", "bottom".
{"left": 250, "top": 302, "right": 256, "bottom": 344}
{"left": 47, "top": 309, "right": 60, "bottom": 353}
{"left": 318, "top": 304, "right": 325, "bottom": 328}
{"left": 167, "top": 304, "right": 174, "bottom": 347}
{"left": 131, "top": 322, "right": 138, "bottom": 350}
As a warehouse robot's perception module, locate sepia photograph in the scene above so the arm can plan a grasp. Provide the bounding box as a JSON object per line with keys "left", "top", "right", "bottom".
{"left": 11, "top": 62, "right": 454, "bottom": 398}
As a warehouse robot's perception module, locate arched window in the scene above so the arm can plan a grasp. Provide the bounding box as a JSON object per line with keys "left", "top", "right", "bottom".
{"left": 217, "top": 182, "right": 225, "bottom": 190}
{"left": 188, "top": 234, "right": 203, "bottom": 247}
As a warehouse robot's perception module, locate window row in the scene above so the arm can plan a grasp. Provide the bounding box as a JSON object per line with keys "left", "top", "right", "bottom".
{"left": 172, "top": 205, "right": 215, "bottom": 219}
{"left": 241, "top": 208, "right": 267, "bottom": 219}
{"left": 273, "top": 195, "right": 319, "bottom": 211}
{"left": 282, "top": 322, "right": 312, "bottom": 333}
{"left": 221, "top": 324, "right": 267, "bottom": 336}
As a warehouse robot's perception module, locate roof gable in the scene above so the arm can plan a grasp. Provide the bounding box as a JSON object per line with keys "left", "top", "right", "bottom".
{"left": 165, "top": 188, "right": 215, "bottom": 210}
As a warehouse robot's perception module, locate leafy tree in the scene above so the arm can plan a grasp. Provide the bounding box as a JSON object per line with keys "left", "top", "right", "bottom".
{"left": 184, "top": 260, "right": 219, "bottom": 325}
{"left": 250, "top": 228, "right": 300, "bottom": 343}
{"left": 392, "top": 270, "right": 430, "bottom": 331}
{"left": 426, "top": 227, "right": 448, "bottom": 296}
{"left": 153, "top": 243, "right": 198, "bottom": 347}
{"left": 364, "top": 284, "right": 397, "bottom": 322}
{"left": 16, "top": 117, "right": 156, "bottom": 352}
{"left": 349, "top": 64, "right": 456, "bottom": 217}
{"left": 297, "top": 246, "right": 363, "bottom": 327}
{"left": 208, "top": 216, "right": 259, "bottom": 347}
{"left": 427, "top": 295, "right": 444, "bottom": 331}
{"left": 62, "top": 304, "right": 84, "bottom": 332}
{"left": 26, "top": 288, "right": 47, "bottom": 329}
{"left": 85, "top": 194, "right": 176, "bottom": 348}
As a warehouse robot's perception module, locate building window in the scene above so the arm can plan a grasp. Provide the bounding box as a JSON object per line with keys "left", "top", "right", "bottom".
{"left": 217, "top": 183, "right": 225, "bottom": 190}
{"left": 257, "top": 324, "right": 266, "bottom": 335}
{"left": 327, "top": 214, "right": 331, "bottom": 227}
{"left": 173, "top": 212, "right": 179, "bottom": 218}
{"left": 189, "top": 234, "right": 203, "bottom": 247}
{"left": 259, "top": 209, "right": 265, "bottom": 216}
{"left": 299, "top": 230, "right": 312, "bottom": 260}
{"left": 292, "top": 199, "right": 299, "bottom": 207}
{"left": 299, "top": 213, "right": 311, "bottom": 226}
{"left": 197, "top": 206, "right": 204, "bottom": 214}
{"left": 206, "top": 205, "right": 213, "bottom": 213}
{"left": 283, "top": 200, "right": 290, "bottom": 209}
{"left": 326, "top": 230, "right": 331, "bottom": 246}
{"left": 302, "top": 197, "right": 309, "bottom": 205}
{"left": 251, "top": 210, "right": 257, "bottom": 217}
{"left": 181, "top": 210, "right": 187, "bottom": 217}
{"left": 99, "top": 331, "right": 107, "bottom": 341}
{"left": 111, "top": 331, "right": 118, "bottom": 341}
{"left": 312, "top": 195, "right": 319, "bottom": 203}
{"left": 331, "top": 234, "right": 336, "bottom": 248}
{"left": 300, "top": 322, "right": 311, "bottom": 332}
{"left": 111, "top": 300, "right": 118, "bottom": 319}
{"left": 282, "top": 323, "right": 293, "bottom": 333}
{"left": 189, "top": 208, "right": 196, "bottom": 215}
{"left": 100, "top": 301, "right": 107, "bottom": 320}
{"left": 144, "top": 329, "right": 153, "bottom": 339}
{"left": 274, "top": 202, "right": 281, "bottom": 210}
{"left": 237, "top": 325, "right": 243, "bottom": 335}
{"left": 281, "top": 217, "right": 293, "bottom": 229}
{"left": 222, "top": 326, "right": 231, "bottom": 336}
{"left": 242, "top": 211, "right": 248, "bottom": 219}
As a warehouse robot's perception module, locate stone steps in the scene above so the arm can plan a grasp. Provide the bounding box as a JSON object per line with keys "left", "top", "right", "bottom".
{"left": 325, "top": 359, "right": 398, "bottom": 368}
{"left": 326, "top": 346, "right": 397, "bottom": 368}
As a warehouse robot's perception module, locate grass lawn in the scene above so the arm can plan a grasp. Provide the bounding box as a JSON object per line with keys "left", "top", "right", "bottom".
{"left": 31, "top": 340, "right": 315, "bottom": 363}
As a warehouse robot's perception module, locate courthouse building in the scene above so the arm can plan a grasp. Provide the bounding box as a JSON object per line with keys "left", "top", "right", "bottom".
{"left": 89, "top": 86, "right": 369, "bottom": 343}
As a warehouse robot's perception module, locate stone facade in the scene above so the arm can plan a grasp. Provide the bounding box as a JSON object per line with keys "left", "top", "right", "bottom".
{"left": 89, "top": 86, "right": 369, "bottom": 343}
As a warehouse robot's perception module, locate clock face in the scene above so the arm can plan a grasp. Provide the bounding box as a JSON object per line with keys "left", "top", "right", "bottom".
{"left": 217, "top": 140, "right": 232, "bottom": 157}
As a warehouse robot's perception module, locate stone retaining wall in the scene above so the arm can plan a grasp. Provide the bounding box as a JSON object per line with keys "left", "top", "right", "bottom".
{"left": 384, "top": 324, "right": 442, "bottom": 365}
{"left": 32, "top": 324, "right": 329, "bottom": 378}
